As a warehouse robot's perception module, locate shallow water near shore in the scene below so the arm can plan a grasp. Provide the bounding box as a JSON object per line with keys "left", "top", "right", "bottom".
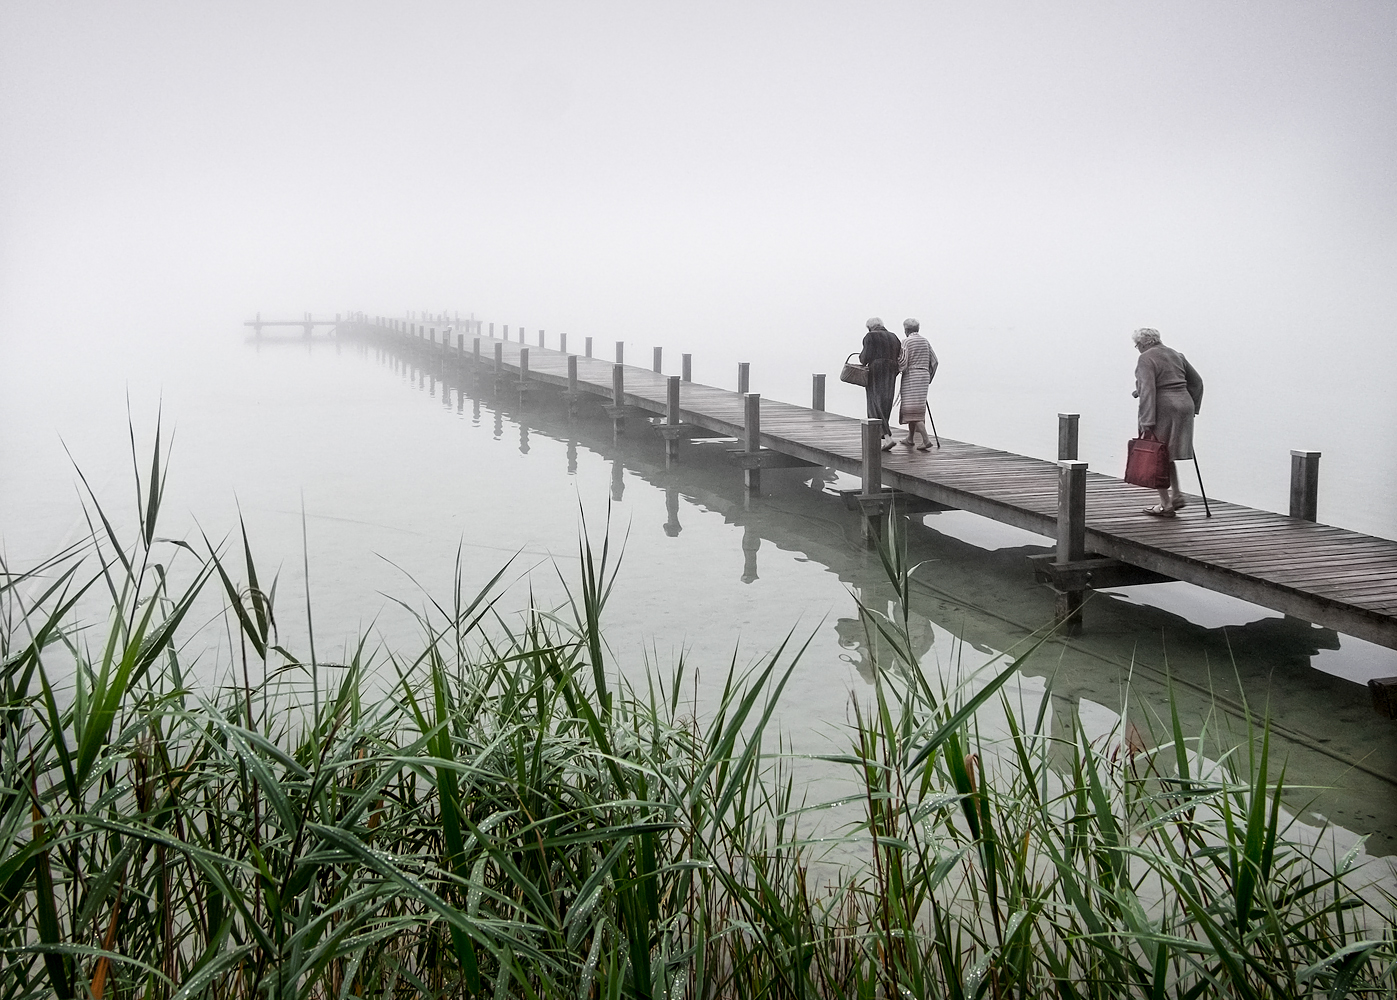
{"left": 2, "top": 330, "right": 1396, "bottom": 864}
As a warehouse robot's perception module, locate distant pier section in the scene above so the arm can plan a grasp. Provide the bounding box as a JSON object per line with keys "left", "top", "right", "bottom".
{"left": 267, "top": 312, "right": 1397, "bottom": 704}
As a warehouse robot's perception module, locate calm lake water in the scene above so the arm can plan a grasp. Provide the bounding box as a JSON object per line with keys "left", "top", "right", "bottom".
{"left": 2, "top": 324, "right": 1395, "bottom": 860}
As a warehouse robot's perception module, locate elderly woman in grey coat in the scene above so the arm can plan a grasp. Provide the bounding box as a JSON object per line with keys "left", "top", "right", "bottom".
{"left": 1133, "top": 327, "right": 1204, "bottom": 516}
{"left": 860, "top": 318, "right": 902, "bottom": 449}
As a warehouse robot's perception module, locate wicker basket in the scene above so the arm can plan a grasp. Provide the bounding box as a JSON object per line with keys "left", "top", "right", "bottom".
{"left": 839, "top": 353, "right": 868, "bottom": 387}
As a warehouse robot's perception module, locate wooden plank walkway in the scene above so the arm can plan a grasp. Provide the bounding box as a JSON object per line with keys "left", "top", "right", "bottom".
{"left": 384, "top": 325, "right": 1397, "bottom": 651}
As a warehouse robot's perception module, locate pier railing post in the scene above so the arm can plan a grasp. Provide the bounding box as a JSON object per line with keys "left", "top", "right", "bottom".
{"left": 1058, "top": 413, "right": 1079, "bottom": 461}
{"left": 812, "top": 374, "right": 826, "bottom": 412}
{"left": 615, "top": 341, "right": 624, "bottom": 364}
{"left": 667, "top": 375, "right": 681, "bottom": 426}
{"left": 744, "top": 393, "right": 761, "bottom": 500}
{"left": 653, "top": 346, "right": 662, "bottom": 373}
{"left": 860, "top": 419, "right": 885, "bottom": 543}
{"left": 560, "top": 333, "right": 567, "bottom": 354}
{"left": 473, "top": 337, "right": 481, "bottom": 369}
{"left": 518, "top": 347, "right": 530, "bottom": 399}
{"left": 538, "top": 330, "right": 545, "bottom": 348}
{"left": 737, "top": 362, "right": 750, "bottom": 395}
{"left": 1055, "top": 460, "right": 1089, "bottom": 631}
{"left": 519, "top": 328, "right": 524, "bottom": 344}
{"left": 1290, "top": 450, "right": 1321, "bottom": 521}
{"left": 586, "top": 336, "right": 593, "bottom": 358}
{"left": 494, "top": 341, "right": 504, "bottom": 380}
{"left": 682, "top": 353, "right": 692, "bottom": 382}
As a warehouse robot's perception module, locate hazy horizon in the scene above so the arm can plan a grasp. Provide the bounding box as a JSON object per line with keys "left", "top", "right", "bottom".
{"left": 3, "top": 1, "right": 1395, "bottom": 535}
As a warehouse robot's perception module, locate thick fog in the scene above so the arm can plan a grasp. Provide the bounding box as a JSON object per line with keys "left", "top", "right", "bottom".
{"left": 2, "top": 1, "right": 1395, "bottom": 533}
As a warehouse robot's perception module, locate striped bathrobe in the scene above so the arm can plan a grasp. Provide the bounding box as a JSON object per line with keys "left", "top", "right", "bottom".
{"left": 898, "top": 333, "right": 937, "bottom": 423}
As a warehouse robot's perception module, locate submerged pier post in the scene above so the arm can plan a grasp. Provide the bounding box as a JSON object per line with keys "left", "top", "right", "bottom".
{"left": 812, "top": 374, "right": 826, "bottom": 412}
{"left": 743, "top": 393, "right": 761, "bottom": 501}
{"left": 682, "top": 353, "right": 692, "bottom": 382}
{"left": 1058, "top": 413, "right": 1080, "bottom": 461}
{"left": 653, "top": 346, "right": 663, "bottom": 373}
{"left": 1290, "top": 450, "right": 1321, "bottom": 522}
{"left": 1055, "top": 460, "right": 1089, "bottom": 632}
{"left": 737, "top": 362, "right": 750, "bottom": 395}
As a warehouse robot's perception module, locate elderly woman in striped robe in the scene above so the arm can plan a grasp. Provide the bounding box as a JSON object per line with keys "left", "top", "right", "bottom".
{"left": 896, "top": 318, "right": 938, "bottom": 450}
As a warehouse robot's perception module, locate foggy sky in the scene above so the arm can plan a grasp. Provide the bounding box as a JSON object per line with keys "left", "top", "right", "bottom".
{"left": 2, "top": 2, "right": 1395, "bottom": 529}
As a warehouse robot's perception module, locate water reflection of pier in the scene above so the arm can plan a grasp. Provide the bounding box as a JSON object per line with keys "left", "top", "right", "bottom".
{"left": 359, "top": 337, "right": 1396, "bottom": 853}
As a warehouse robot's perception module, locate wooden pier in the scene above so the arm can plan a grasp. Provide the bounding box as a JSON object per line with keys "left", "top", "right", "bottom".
{"left": 339, "top": 314, "right": 1397, "bottom": 659}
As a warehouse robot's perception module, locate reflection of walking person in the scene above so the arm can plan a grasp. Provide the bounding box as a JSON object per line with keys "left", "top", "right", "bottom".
{"left": 1133, "top": 327, "right": 1203, "bottom": 516}
{"left": 860, "top": 317, "right": 901, "bottom": 450}
{"left": 896, "top": 318, "right": 938, "bottom": 450}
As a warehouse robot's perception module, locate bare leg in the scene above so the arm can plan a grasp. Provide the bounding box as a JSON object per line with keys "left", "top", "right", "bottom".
{"left": 902, "top": 420, "right": 922, "bottom": 445}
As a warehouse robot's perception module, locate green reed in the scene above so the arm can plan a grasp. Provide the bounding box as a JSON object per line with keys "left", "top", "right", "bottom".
{"left": 0, "top": 430, "right": 1393, "bottom": 998}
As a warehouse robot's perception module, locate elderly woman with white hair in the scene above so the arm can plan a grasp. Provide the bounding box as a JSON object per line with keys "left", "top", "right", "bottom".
{"left": 1133, "top": 327, "right": 1204, "bottom": 516}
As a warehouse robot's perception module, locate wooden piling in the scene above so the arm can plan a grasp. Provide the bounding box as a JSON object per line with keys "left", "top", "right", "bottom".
{"left": 1058, "top": 413, "right": 1079, "bottom": 461}
{"left": 744, "top": 393, "right": 761, "bottom": 498}
{"left": 664, "top": 375, "right": 683, "bottom": 466}
{"left": 560, "top": 333, "right": 567, "bottom": 353}
{"left": 812, "top": 374, "right": 826, "bottom": 412}
{"left": 585, "top": 336, "right": 593, "bottom": 358}
{"left": 737, "top": 362, "right": 750, "bottom": 395}
{"left": 616, "top": 341, "right": 624, "bottom": 364}
{"left": 1290, "top": 450, "right": 1321, "bottom": 522}
{"left": 539, "top": 330, "right": 545, "bottom": 348}
{"left": 653, "top": 346, "right": 662, "bottom": 373}
{"left": 612, "top": 363, "right": 624, "bottom": 406}
{"left": 1055, "top": 460, "right": 1088, "bottom": 630}
{"left": 494, "top": 341, "right": 504, "bottom": 378}
{"left": 682, "top": 353, "right": 692, "bottom": 382}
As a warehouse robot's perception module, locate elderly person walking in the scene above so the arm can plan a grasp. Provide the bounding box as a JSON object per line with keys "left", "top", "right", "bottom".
{"left": 860, "top": 318, "right": 902, "bottom": 450}
{"left": 895, "top": 318, "right": 938, "bottom": 450}
{"left": 1133, "top": 327, "right": 1204, "bottom": 516}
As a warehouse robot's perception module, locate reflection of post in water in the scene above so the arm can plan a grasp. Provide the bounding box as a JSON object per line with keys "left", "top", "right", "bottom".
{"left": 741, "top": 523, "right": 760, "bottom": 583}
{"left": 472, "top": 398, "right": 481, "bottom": 427}
{"left": 664, "top": 486, "right": 682, "bottom": 537}
{"left": 835, "top": 584, "right": 937, "bottom": 685}
{"left": 567, "top": 438, "right": 577, "bottom": 475}
{"left": 493, "top": 405, "right": 503, "bottom": 441}
{"left": 611, "top": 458, "right": 625, "bottom": 502}
{"left": 519, "top": 420, "right": 530, "bottom": 455}
{"left": 456, "top": 389, "right": 463, "bottom": 415}
{"left": 429, "top": 374, "right": 436, "bottom": 398}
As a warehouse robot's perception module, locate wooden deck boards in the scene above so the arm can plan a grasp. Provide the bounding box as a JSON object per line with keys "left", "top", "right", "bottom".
{"left": 412, "top": 333, "right": 1397, "bottom": 649}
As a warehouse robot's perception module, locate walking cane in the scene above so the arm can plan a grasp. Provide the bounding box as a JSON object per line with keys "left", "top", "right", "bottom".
{"left": 1192, "top": 455, "right": 1212, "bottom": 518}
{"left": 925, "top": 402, "right": 941, "bottom": 448}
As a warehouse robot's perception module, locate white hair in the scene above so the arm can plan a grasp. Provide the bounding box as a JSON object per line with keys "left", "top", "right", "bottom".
{"left": 866, "top": 317, "right": 885, "bottom": 331}
{"left": 903, "top": 318, "right": 920, "bottom": 332}
{"left": 1132, "top": 327, "right": 1162, "bottom": 349}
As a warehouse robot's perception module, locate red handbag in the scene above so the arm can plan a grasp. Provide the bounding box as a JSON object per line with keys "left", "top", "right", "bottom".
{"left": 1124, "top": 432, "right": 1171, "bottom": 488}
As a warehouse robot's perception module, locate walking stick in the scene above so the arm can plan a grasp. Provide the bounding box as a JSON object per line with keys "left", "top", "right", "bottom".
{"left": 1192, "top": 455, "right": 1212, "bottom": 518}
{"left": 925, "top": 402, "right": 940, "bottom": 448}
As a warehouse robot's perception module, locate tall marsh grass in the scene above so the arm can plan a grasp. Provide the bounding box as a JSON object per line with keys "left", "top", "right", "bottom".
{"left": 1, "top": 434, "right": 1394, "bottom": 998}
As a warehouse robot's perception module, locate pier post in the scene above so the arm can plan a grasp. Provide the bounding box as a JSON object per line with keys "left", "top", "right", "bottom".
{"left": 610, "top": 364, "right": 626, "bottom": 439}
{"left": 490, "top": 323, "right": 495, "bottom": 338}
{"left": 1055, "top": 460, "right": 1089, "bottom": 632}
{"left": 503, "top": 325, "right": 509, "bottom": 341}
{"left": 519, "top": 328, "right": 524, "bottom": 343}
{"left": 662, "top": 375, "right": 683, "bottom": 467}
{"left": 457, "top": 334, "right": 464, "bottom": 352}
{"left": 737, "top": 362, "right": 750, "bottom": 395}
{"left": 653, "top": 346, "right": 663, "bottom": 373}
{"left": 743, "top": 393, "right": 761, "bottom": 501}
{"left": 494, "top": 341, "right": 504, "bottom": 381}
{"left": 559, "top": 333, "right": 567, "bottom": 354}
{"left": 1058, "top": 413, "right": 1079, "bottom": 461}
{"left": 859, "top": 419, "right": 887, "bottom": 543}
{"left": 682, "top": 353, "right": 692, "bottom": 382}
{"left": 567, "top": 355, "right": 579, "bottom": 417}
{"left": 615, "top": 341, "right": 624, "bottom": 364}
{"left": 519, "top": 347, "right": 530, "bottom": 396}
{"left": 539, "top": 330, "right": 545, "bottom": 348}
{"left": 473, "top": 337, "right": 481, "bottom": 369}
{"left": 1290, "top": 450, "right": 1321, "bottom": 522}
{"left": 585, "top": 336, "right": 593, "bottom": 358}
{"left": 812, "top": 374, "right": 826, "bottom": 412}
